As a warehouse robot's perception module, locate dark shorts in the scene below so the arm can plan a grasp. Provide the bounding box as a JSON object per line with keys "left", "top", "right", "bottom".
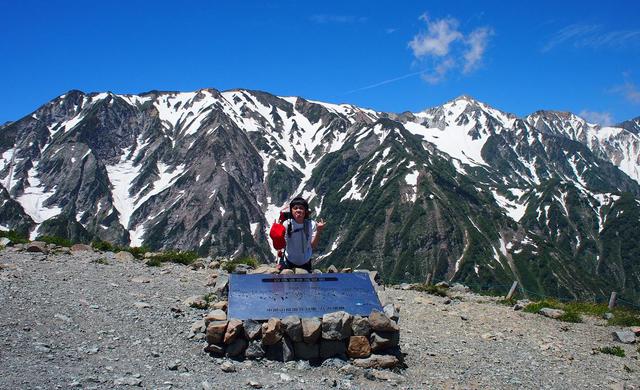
{"left": 279, "top": 257, "right": 312, "bottom": 272}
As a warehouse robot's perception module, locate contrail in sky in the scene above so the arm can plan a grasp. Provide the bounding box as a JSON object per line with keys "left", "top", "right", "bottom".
{"left": 345, "top": 70, "right": 425, "bottom": 94}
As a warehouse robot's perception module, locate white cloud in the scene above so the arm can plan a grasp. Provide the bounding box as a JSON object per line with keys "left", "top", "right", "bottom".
{"left": 543, "top": 24, "right": 640, "bottom": 52}
{"left": 409, "top": 14, "right": 492, "bottom": 83}
{"left": 310, "top": 14, "right": 367, "bottom": 24}
{"left": 610, "top": 74, "right": 640, "bottom": 104}
{"left": 579, "top": 110, "right": 614, "bottom": 126}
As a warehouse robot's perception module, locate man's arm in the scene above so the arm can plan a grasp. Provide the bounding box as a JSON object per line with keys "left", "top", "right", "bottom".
{"left": 311, "top": 219, "right": 325, "bottom": 249}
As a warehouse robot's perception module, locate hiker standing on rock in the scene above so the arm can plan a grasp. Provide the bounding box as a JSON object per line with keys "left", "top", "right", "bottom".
{"left": 270, "top": 197, "right": 325, "bottom": 272}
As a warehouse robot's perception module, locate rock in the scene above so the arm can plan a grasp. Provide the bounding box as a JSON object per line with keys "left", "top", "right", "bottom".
{"left": 220, "top": 361, "right": 236, "bottom": 372}
{"left": 247, "top": 380, "right": 262, "bottom": 388}
{"left": 322, "top": 311, "right": 353, "bottom": 340}
{"left": 266, "top": 337, "right": 294, "bottom": 362}
{"left": 513, "top": 303, "right": 526, "bottom": 311}
{"left": 434, "top": 281, "right": 450, "bottom": 288}
{"left": 327, "top": 265, "right": 339, "bottom": 273}
{"left": 189, "top": 319, "right": 206, "bottom": 338}
{"left": 341, "top": 268, "right": 352, "bottom": 273}
{"left": 368, "top": 310, "right": 399, "bottom": 332}
{"left": 212, "top": 300, "right": 228, "bottom": 311}
{"left": 245, "top": 340, "right": 266, "bottom": 359}
{"left": 243, "top": 319, "right": 262, "bottom": 340}
{"left": 189, "top": 260, "right": 205, "bottom": 270}
{"left": 294, "top": 267, "right": 308, "bottom": 274}
{"left": 603, "top": 312, "right": 614, "bottom": 320}
{"left": 70, "top": 244, "right": 93, "bottom": 252}
{"left": 0, "top": 237, "right": 11, "bottom": 246}
{"left": 613, "top": 331, "right": 636, "bottom": 344}
{"left": 226, "top": 337, "right": 248, "bottom": 357}
{"left": 302, "top": 317, "right": 322, "bottom": 344}
{"left": 261, "top": 318, "right": 283, "bottom": 345}
{"left": 369, "top": 331, "right": 400, "bottom": 352}
{"left": 280, "top": 269, "right": 294, "bottom": 275}
{"left": 184, "top": 295, "right": 208, "bottom": 309}
{"left": 233, "top": 263, "right": 254, "bottom": 274}
{"left": 204, "top": 343, "right": 225, "bottom": 356}
{"left": 294, "top": 342, "right": 319, "bottom": 360}
{"left": 131, "top": 276, "right": 150, "bottom": 283}
{"left": 443, "top": 298, "right": 452, "bottom": 305}
{"left": 320, "top": 340, "right": 347, "bottom": 358}
{"left": 353, "top": 354, "right": 399, "bottom": 369}
{"left": 205, "top": 309, "right": 227, "bottom": 323}
{"left": 312, "top": 269, "right": 322, "bottom": 274}
{"left": 114, "top": 376, "right": 142, "bottom": 386}
{"left": 206, "top": 321, "right": 228, "bottom": 345}
{"left": 449, "top": 283, "right": 470, "bottom": 293}
{"left": 224, "top": 319, "right": 243, "bottom": 344}
{"left": 347, "top": 336, "right": 371, "bottom": 358}
{"left": 282, "top": 316, "right": 303, "bottom": 342}
{"left": 205, "top": 274, "right": 218, "bottom": 286}
{"left": 321, "top": 357, "right": 349, "bottom": 369}
{"left": 539, "top": 308, "right": 565, "bottom": 319}
{"left": 133, "top": 301, "right": 151, "bottom": 309}
{"left": 27, "top": 241, "right": 48, "bottom": 254}
{"left": 250, "top": 265, "right": 279, "bottom": 274}
{"left": 213, "top": 273, "right": 229, "bottom": 295}
{"left": 167, "top": 359, "right": 181, "bottom": 370}
{"left": 208, "top": 261, "right": 220, "bottom": 269}
{"left": 383, "top": 304, "right": 400, "bottom": 322}
{"left": 115, "top": 251, "right": 135, "bottom": 262}
{"left": 351, "top": 316, "right": 371, "bottom": 336}
{"left": 630, "top": 327, "right": 640, "bottom": 336}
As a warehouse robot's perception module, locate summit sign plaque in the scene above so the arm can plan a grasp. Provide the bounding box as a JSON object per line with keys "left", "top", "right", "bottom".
{"left": 228, "top": 272, "right": 382, "bottom": 320}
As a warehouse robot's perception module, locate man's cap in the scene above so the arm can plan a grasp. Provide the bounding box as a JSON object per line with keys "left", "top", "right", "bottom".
{"left": 289, "top": 197, "right": 309, "bottom": 210}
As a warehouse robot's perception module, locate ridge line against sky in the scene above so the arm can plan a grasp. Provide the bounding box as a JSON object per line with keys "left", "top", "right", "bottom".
{"left": 1, "top": 1, "right": 639, "bottom": 125}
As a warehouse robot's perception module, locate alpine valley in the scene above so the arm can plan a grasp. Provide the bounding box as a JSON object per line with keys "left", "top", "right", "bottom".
{"left": 1, "top": 89, "right": 639, "bottom": 301}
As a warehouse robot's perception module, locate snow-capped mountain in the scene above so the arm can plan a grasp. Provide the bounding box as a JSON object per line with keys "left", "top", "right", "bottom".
{"left": 1, "top": 89, "right": 639, "bottom": 301}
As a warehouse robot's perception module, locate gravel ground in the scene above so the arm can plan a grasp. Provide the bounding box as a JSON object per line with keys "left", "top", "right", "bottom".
{"left": 1, "top": 249, "right": 639, "bottom": 389}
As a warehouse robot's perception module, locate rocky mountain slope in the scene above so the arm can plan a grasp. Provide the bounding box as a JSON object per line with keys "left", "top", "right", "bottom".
{"left": 1, "top": 89, "right": 639, "bottom": 301}
{"left": 1, "top": 249, "right": 638, "bottom": 389}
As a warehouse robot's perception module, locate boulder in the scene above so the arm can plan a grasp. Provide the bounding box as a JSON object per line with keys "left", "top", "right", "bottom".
{"left": 27, "top": 241, "right": 48, "bottom": 254}
{"left": 383, "top": 304, "right": 400, "bottom": 322}
{"left": 71, "top": 244, "right": 93, "bottom": 252}
{"left": 294, "top": 267, "right": 309, "bottom": 274}
{"left": 204, "top": 309, "right": 227, "bottom": 323}
{"left": 0, "top": 237, "right": 11, "bottom": 247}
{"left": 245, "top": 340, "right": 266, "bottom": 359}
{"left": 261, "top": 318, "right": 283, "bottom": 345}
{"left": 115, "top": 251, "right": 135, "bottom": 262}
{"left": 208, "top": 260, "right": 220, "bottom": 269}
{"left": 351, "top": 316, "right": 371, "bottom": 336}
{"left": 266, "top": 337, "right": 294, "bottom": 362}
{"left": 281, "top": 269, "right": 294, "bottom": 275}
{"left": 322, "top": 311, "right": 353, "bottom": 340}
{"left": 189, "top": 319, "right": 206, "bottom": 338}
{"left": 347, "top": 336, "right": 371, "bottom": 358}
{"left": 184, "top": 295, "right": 208, "bottom": 309}
{"left": 243, "top": 319, "right": 262, "bottom": 340}
{"left": 613, "top": 331, "right": 636, "bottom": 344}
{"left": 370, "top": 331, "right": 400, "bottom": 352}
{"left": 340, "top": 268, "right": 352, "bottom": 273}
{"left": 352, "top": 354, "right": 399, "bottom": 369}
{"left": 327, "top": 265, "right": 338, "bottom": 273}
{"left": 539, "top": 308, "right": 565, "bottom": 319}
{"left": 302, "top": 317, "right": 322, "bottom": 344}
{"left": 206, "top": 321, "right": 228, "bottom": 345}
{"left": 189, "top": 260, "right": 205, "bottom": 270}
{"left": 224, "top": 319, "right": 243, "bottom": 344}
{"left": 203, "top": 343, "right": 225, "bottom": 356}
{"left": 250, "top": 265, "right": 279, "bottom": 274}
{"left": 294, "top": 342, "right": 319, "bottom": 360}
{"left": 630, "top": 327, "right": 640, "bottom": 336}
{"left": 319, "top": 340, "right": 347, "bottom": 359}
{"left": 369, "top": 310, "right": 399, "bottom": 332}
{"left": 213, "top": 273, "right": 229, "bottom": 296}
{"left": 226, "top": 338, "right": 248, "bottom": 357}
{"left": 282, "top": 316, "right": 303, "bottom": 342}
{"left": 212, "top": 300, "right": 228, "bottom": 311}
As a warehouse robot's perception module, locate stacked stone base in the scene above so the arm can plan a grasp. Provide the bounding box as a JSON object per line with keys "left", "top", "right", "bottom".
{"left": 201, "top": 309, "right": 401, "bottom": 368}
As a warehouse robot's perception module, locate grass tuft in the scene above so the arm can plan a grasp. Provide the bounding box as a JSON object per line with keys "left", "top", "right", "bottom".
{"left": 596, "top": 346, "right": 625, "bottom": 357}
{"left": 36, "top": 235, "right": 73, "bottom": 247}
{"left": 222, "top": 256, "right": 259, "bottom": 273}
{"left": 0, "top": 230, "right": 29, "bottom": 244}
{"left": 411, "top": 284, "right": 449, "bottom": 297}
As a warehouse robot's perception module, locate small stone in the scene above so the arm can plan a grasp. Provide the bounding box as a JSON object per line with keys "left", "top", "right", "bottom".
{"left": 203, "top": 343, "right": 225, "bottom": 356}
{"left": 630, "top": 327, "right": 640, "bottom": 336}
{"left": 189, "top": 260, "right": 205, "bottom": 270}
{"left": 213, "top": 273, "right": 229, "bottom": 296}
{"left": 114, "top": 376, "right": 142, "bottom": 386}
{"left": 212, "top": 301, "right": 228, "bottom": 311}
{"left": 327, "top": 265, "right": 338, "bottom": 273}
{"left": 539, "top": 308, "right": 565, "bottom": 319}
{"left": 443, "top": 298, "right": 452, "bottom": 305}
{"left": 369, "top": 331, "right": 399, "bottom": 352}
{"left": 294, "top": 268, "right": 308, "bottom": 274}
{"left": 247, "top": 380, "right": 262, "bottom": 388}
{"left": 115, "top": 251, "right": 135, "bottom": 262}
{"left": 249, "top": 265, "right": 279, "bottom": 274}
{"left": 188, "top": 319, "right": 206, "bottom": 337}
{"left": 243, "top": 319, "right": 262, "bottom": 340}
{"left": 302, "top": 317, "right": 322, "bottom": 344}
{"left": 280, "top": 269, "right": 294, "bottom": 275}
{"left": 353, "top": 354, "right": 399, "bottom": 369}
{"left": 204, "top": 309, "right": 227, "bottom": 323}
{"left": 347, "top": 336, "right": 371, "bottom": 358}
{"left": 220, "top": 361, "right": 236, "bottom": 372}
{"left": 282, "top": 316, "right": 303, "bottom": 342}
{"left": 368, "top": 310, "right": 398, "bottom": 332}
{"left": 27, "top": 241, "right": 48, "bottom": 254}
{"left": 131, "top": 277, "right": 151, "bottom": 284}
{"left": 184, "top": 295, "right": 208, "bottom": 309}
{"left": 133, "top": 301, "right": 151, "bottom": 309}
{"left": 167, "top": 360, "right": 181, "bottom": 370}
{"left": 603, "top": 312, "right": 614, "bottom": 320}
{"left": 261, "top": 318, "right": 283, "bottom": 345}
{"left": 613, "top": 331, "right": 636, "bottom": 344}
{"left": 208, "top": 261, "right": 220, "bottom": 269}
{"left": 223, "top": 319, "right": 243, "bottom": 344}
{"left": 434, "top": 281, "right": 450, "bottom": 288}
{"left": 351, "top": 316, "right": 371, "bottom": 336}
{"left": 341, "top": 268, "right": 353, "bottom": 273}
{"left": 70, "top": 243, "right": 93, "bottom": 252}
{"left": 322, "top": 311, "right": 353, "bottom": 340}
{"left": 460, "top": 315, "right": 469, "bottom": 321}
{"left": 449, "top": 283, "right": 470, "bottom": 293}
{"left": 383, "top": 304, "right": 400, "bottom": 322}
{"left": 226, "top": 338, "right": 248, "bottom": 357}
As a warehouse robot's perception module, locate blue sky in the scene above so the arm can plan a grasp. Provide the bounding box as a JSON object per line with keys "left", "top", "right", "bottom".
{"left": 1, "top": 1, "right": 639, "bottom": 125}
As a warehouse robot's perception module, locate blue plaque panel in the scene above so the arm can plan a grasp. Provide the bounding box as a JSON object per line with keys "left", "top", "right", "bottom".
{"left": 228, "top": 272, "right": 382, "bottom": 320}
